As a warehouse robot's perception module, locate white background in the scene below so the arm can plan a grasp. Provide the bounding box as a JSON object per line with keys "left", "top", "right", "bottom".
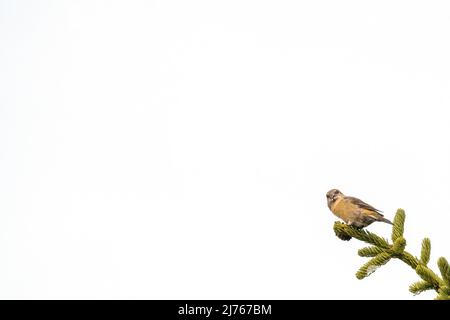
{"left": 1, "top": 1, "right": 449, "bottom": 299}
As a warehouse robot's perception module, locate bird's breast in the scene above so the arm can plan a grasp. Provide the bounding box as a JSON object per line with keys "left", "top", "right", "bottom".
{"left": 331, "top": 198, "right": 358, "bottom": 222}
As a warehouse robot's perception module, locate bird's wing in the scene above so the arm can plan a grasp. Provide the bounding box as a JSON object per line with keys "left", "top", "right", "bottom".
{"left": 346, "top": 196, "right": 384, "bottom": 215}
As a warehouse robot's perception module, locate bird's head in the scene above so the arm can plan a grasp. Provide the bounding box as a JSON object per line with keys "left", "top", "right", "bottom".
{"left": 326, "top": 189, "right": 344, "bottom": 209}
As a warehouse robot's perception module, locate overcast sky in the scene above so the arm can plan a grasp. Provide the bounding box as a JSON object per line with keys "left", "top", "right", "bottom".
{"left": 1, "top": 1, "right": 449, "bottom": 299}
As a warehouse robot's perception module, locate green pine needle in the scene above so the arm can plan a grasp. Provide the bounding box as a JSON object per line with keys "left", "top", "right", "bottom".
{"left": 356, "top": 252, "right": 391, "bottom": 280}
{"left": 437, "top": 257, "right": 450, "bottom": 286}
{"left": 409, "top": 280, "right": 435, "bottom": 294}
{"left": 358, "top": 246, "right": 385, "bottom": 257}
{"left": 420, "top": 238, "right": 431, "bottom": 265}
{"left": 442, "top": 286, "right": 450, "bottom": 296}
{"left": 333, "top": 223, "right": 389, "bottom": 248}
{"left": 391, "top": 208, "right": 405, "bottom": 241}
{"left": 436, "top": 294, "right": 449, "bottom": 300}
{"left": 392, "top": 237, "right": 406, "bottom": 254}
{"left": 416, "top": 265, "right": 442, "bottom": 288}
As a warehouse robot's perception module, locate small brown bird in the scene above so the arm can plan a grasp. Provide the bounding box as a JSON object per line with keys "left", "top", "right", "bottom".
{"left": 326, "top": 189, "right": 392, "bottom": 228}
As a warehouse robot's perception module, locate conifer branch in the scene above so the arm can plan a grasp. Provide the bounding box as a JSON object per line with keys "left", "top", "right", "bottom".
{"left": 409, "top": 280, "right": 435, "bottom": 294}
{"left": 333, "top": 209, "right": 449, "bottom": 299}
{"left": 356, "top": 252, "right": 391, "bottom": 280}
{"left": 420, "top": 238, "right": 431, "bottom": 265}
{"left": 415, "top": 265, "right": 442, "bottom": 289}
{"left": 391, "top": 209, "right": 405, "bottom": 242}
{"left": 392, "top": 237, "right": 406, "bottom": 254}
{"left": 437, "top": 257, "right": 450, "bottom": 286}
{"left": 358, "top": 246, "right": 384, "bottom": 258}
{"left": 334, "top": 223, "right": 389, "bottom": 248}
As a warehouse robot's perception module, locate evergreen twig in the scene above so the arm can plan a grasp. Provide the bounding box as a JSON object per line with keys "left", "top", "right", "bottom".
{"left": 420, "top": 238, "right": 431, "bottom": 265}
{"left": 358, "top": 246, "right": 384, "bottom": 258}
{"left": 409, "top": 280, "right": 435, "bottom": 295}
{"left": 333, "top": 209, "right": 449, "bottom": 300}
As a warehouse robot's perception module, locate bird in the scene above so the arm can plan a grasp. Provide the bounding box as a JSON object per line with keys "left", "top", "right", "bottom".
{"left": 326, "top": 189, "right": 392, "bottom": 228}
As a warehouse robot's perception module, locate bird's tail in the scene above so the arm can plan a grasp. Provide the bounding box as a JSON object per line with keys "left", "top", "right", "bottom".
{"left": 379, "top": 216, "right": 393, "bottom": 225}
